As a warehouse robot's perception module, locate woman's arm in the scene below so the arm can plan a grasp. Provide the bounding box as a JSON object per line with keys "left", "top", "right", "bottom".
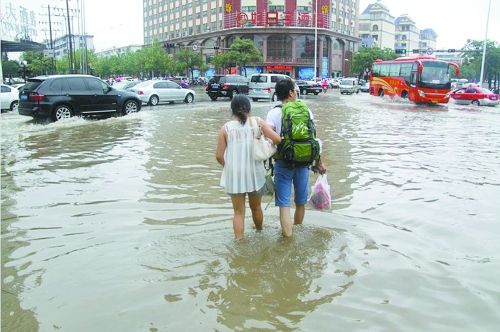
{"left": 257, "top": 117, "right": 281, "bottom": 145}
{"left": 215, "top": 127, "right": 227, "bottom": 166}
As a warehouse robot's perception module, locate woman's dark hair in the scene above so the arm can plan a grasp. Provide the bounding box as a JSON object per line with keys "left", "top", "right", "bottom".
{"left": 230, "top": 94, "right": 251, "bottom": 125}
{"left": 275, "top": 78, "right": 295, "bottom": 101}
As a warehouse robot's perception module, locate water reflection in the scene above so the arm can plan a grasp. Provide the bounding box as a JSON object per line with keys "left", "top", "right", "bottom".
{"left": 201, "top": 226, "right": 353, "bottom": 330}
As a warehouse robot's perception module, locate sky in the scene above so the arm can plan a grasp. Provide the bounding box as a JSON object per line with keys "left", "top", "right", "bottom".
{"left": 6, "top": 0, "right": 500, "bottom": 52}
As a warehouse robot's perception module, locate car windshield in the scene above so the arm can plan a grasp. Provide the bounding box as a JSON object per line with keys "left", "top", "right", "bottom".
{"left": 420, "top": 61, "right": 451, "bottom": 89}
{"left": 480, "top": 88, "right": 493, "bottom": 94}
{"left": 341, "top": 79, "right": 354, "bottom": 85}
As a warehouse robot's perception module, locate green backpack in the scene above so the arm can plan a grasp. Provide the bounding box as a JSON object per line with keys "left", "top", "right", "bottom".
{"left": 276, "top": 101, "right": 320, "bottom": 166}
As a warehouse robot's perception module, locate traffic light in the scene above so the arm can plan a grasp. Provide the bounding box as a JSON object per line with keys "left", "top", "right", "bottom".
{"left": 395, "top": 49, "right": 406, "bottom": 55}
{"left": 447, "top": 49, "right": 456, "bottom": 52}
{"left": 412, "top": 49, "right": 420, "bottom": 54}
{"left": 214, "top": 45, "right": 220, "bottom": 50}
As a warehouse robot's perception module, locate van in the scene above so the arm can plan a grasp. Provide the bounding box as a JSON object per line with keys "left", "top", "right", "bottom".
{"left": 248, "top": 74, "right": 300, "bottom": 101}
{"left": 339, "top": 78, "right": 360, "bottom": 95}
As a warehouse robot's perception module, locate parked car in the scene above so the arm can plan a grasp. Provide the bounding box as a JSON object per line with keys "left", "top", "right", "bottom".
{"left": 248, "top": 73, "right": 300, "bottom": 101}
{"left": 339, "top": 78, "right": 360, "bottom": 95}
{"left": 360, "top": 81, "right": 370, "bottom": 93}
{"left": 450, "top": 86, "right": 499, "bottom": 106}
{"left": 1, "top": 84, "right": 19, "bottom": 112}
{"left": 295, "top": 80, "right": 322, "bottom": 95}
{"left": 18, "top": 75, "right": 142, "bottom": 121}
{"left": 206, "top": 75, "right": 249, "bottom": 100}
{"left": 112, "top": 80, "right": 141, "bottom": 91}
{"left": 129, "top": 80, "right": 195, "bottom": 106}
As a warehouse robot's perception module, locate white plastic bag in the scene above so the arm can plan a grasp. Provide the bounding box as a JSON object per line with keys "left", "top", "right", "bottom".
{"left": 309, "top": 174, "right": 331, "bottom": 210}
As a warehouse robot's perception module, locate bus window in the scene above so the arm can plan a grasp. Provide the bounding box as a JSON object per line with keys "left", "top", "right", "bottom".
{"left": 389, "top": 64, "right": 401, "bottom": 76}
{"left": 400, "top": 63, "right": 413, "bottom": 82}
{"left": 379, "top": 64, "right": 390, "bottom": 77}
{"left": 372, "top": 64, "right": 381, "bottom": 77}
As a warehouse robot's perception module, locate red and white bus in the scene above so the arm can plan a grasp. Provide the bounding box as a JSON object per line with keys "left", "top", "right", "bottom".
{"left": 369, "top": 56, "right": 460, "bottom": 104}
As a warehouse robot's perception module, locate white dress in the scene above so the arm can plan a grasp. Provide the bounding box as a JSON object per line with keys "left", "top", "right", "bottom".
{"left": 220, "top": 117, "right": 266, "bottom": 194}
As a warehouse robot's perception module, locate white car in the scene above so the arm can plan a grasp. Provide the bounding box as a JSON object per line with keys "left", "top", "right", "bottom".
{"left": 339, "top": 78, "right": 360, "bottom": 95}
{"left": 248, "top": 73, "right": 300, "bottom": 101}
{"left": 1, "top": 84, "right": 19, "bottom": 112}
{"left": 129, "top": 80, "right": 195, "bottom": 106}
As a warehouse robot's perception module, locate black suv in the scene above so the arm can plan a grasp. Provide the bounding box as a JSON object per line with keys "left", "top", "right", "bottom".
{"left": 18, "top": 75, "right": 142, "bottom": 121}
{"left": 206, "top": 75, "right": 249, "bottom": 101}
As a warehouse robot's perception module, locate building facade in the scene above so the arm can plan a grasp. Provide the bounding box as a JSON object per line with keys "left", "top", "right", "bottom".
{"left": 358, "top": 1, "right": 395, "bottom": 49}
{"left": 51, "top": 34, "right": 94, "bottom": 60}
{"left": 394, "top": 14, "right": 419, "bottom": 54}
{"left": 419, "top": 28, "right": 437, "bottom": 51}
{"left": 143, "top": 0, "right": 361, "bottom": 78}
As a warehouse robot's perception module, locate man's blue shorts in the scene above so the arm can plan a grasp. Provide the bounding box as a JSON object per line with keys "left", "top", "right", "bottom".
{"left": 274, "top": 160, "right": 310, "bottom": 207}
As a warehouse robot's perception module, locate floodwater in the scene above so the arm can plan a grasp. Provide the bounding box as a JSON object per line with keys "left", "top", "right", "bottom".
{"left": 2, "top": 92, "right": 499, "bottom": 331}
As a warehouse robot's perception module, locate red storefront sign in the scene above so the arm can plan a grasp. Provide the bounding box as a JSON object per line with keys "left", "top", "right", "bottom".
{"left": 266, "top": 65, "right": 293, "bottom": 70}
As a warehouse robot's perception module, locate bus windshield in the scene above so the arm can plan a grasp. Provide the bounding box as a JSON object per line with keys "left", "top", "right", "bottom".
{"left": 419, "top": 61, "right": 451, "bottom": 89}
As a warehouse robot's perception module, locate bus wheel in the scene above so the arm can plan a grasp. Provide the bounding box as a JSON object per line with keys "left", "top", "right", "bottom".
{"left": 401, "top": 91, "right": 408, "bottom": 99}
{"left": 378, "top": 89, "right": 384, "bottom": 97}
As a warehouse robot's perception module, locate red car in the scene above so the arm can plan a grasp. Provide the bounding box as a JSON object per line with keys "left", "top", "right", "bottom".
{"left": 450, "top": 86, "right": 499, "bottom": 106}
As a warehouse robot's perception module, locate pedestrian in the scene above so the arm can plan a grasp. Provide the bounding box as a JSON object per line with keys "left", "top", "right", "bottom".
{"left": 266, "top": 78, "right": 326, "bottom": 237}
{"left": 321, "top": 79, "right": 329, "bottom": 93}
{"left": 216, "top": 95, "right": 281, "bottom": 240}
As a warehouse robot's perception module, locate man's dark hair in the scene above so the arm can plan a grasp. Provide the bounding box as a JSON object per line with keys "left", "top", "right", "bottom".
{"left": 275, "top": 78, "right": 295, "bottom": 101}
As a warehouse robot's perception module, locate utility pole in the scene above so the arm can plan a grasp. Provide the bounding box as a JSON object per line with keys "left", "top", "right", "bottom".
{"left": 66, "top": 0, "right": 74, "bottom": 73}
{"left": 48, "top": 5, "right": 55, "bottom": 74}
{"left": 479, "top": 0, "right": 491, "bottom": 86}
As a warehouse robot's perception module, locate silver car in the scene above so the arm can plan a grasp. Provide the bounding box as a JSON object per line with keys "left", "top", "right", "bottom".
{"left": 130, "top": 80, "right": 195, "bottom": 106}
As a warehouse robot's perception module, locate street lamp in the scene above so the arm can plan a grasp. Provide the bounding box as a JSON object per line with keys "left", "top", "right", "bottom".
{"left": 479, "top": 0, "right": 492, "bottom": 86}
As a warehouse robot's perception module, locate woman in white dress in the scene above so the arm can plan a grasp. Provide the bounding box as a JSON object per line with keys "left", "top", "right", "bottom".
{"left": 216, "top": 95, "right": 281, "bottom": 240}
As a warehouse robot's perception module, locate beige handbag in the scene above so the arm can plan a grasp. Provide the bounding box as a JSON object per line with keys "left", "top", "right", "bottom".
{"left": 252, "top": 117, "right": 276, "bottom": 161}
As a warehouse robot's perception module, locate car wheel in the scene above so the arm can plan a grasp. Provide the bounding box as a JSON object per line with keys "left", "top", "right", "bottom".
{"left": 184, "top": 93, "right": 194, "bottom": 103}
{"left": 10, "top": 100, "right": 19, "bottom": 112}
{"left": 252, "top": 98, "right": 258, "bottom": 102}
{"left": 228, "top": 91, "right": 234, "bottom": 100}
{"left": 356, "top": 90, "right": 359, "bottom": 94}
{"left": 271, "top": 93, "right": 277, "bottom": 102}
{"left": 148, "top": 95, "right": 159, "bottom": 106}
{"left": 401, "top": 91, "right": 408, "bottom": 99}
{"left": 52, "top": 104, "right": 72, "bottom": 121}
{"left": 122, "top": 99, "right": 139, "bottom": 115}
{"left": 378, "top": 89, "right": 384, "bottom": 97}
{"left": 471, "top": 100, "right": 480, "bottom": 106}
{"left": 314, "top": 92, "right": 319, "bottom": 95}
{"left": 210, "top": 95, "right": 218, "bottom": 101}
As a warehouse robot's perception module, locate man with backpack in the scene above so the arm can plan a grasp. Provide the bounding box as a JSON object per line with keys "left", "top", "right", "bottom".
{"left": 266, "top": 78, "right": 327, "bottom": 237}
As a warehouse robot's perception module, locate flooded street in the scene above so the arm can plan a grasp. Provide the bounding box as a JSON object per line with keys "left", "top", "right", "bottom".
{"left": 2, "top": 91, "right": 500, "bottom": 331}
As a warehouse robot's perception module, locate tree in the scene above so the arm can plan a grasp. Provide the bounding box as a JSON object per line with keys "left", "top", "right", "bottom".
{"left": 351, "top": 47, "right": 397, "bottom": 78}
{"left": 141, "top": 39, "right": 171, "bottom": 78}
{"left": 174, "top": 48, "right": 204, "bottom": 78}
{"left": 460, "top": 39, "right": 499, "bottom": 91}
{"left": 211, "top": 38, "right": 262, "bottom": 76}
{"left": 1, "top": 60, "right": 20, "bottom": 78}
{"left": 225, "top": 38, "right": 263, "bottom": 77}
{"left": 21, "top": 51, "right": 52, "bottom": 76}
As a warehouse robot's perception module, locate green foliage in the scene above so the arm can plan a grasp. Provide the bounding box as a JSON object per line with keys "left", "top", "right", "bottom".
{"left": 211, "top": 38, "right": 263, "bottom": 76}
{"left": 459, "top": 39, "right": 499, "bottom": 88}
{"left": 351, "top": 47, "right": 397, "bottom": 75}
{"left": 174, "top": 48, "right": 204, "bottom": 78}
{"left": 1, "top": 60, "right": 20, "bottom": 77}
